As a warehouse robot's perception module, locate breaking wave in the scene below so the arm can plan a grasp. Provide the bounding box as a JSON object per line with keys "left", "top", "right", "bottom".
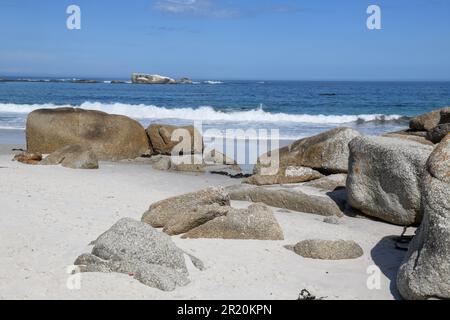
{"left": 0, "top": 102, "right": 407, "bottom": 124}
{"left": 203, "top": 80, "right": 223, "bottom": 85}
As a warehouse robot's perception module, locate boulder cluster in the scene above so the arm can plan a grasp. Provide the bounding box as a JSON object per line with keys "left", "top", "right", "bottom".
{"left": 15, "top": 106, "right": 450, "bottom": 298}
{"left": 142, "top": 186, "right": 284, "bottom": 241}
{"left": 408, "top": 107, "right": 450, "bottom": 143}
{"left": 16, "top": 107, "right": 237, "bottom": 173}
{"left": 241, "top": 107, "right": 450, "bottom": 300}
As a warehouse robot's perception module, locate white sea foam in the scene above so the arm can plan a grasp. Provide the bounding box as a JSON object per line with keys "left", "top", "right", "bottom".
{"left": 0, "top": 126, "right": 25, "bottom": 130}
{"left": 0, "top": 102, "right": 405, "bottom": 124}
{"left": 203, "top": 80, "right": 223, "bottom": 85}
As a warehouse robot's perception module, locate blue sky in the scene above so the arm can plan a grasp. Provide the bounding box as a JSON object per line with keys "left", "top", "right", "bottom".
{"left": 0, "top": 0, "right": 449, "bottom": 80}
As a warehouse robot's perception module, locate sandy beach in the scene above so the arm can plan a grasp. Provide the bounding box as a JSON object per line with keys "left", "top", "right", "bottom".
{"left": 0, "top": 142, "right": 409, "bottom": 300}
{"left": 2, "top": 1, "right": 450, "bottom": 306}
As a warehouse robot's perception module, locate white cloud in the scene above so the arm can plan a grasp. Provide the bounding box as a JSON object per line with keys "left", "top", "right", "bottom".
{"left": 153, "top": 0, "right": 240, "bottom": 18}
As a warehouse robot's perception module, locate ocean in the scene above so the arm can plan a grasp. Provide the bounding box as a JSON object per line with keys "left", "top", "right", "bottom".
{"left": 0, "top": 80, "right": 449, "bottom": 144}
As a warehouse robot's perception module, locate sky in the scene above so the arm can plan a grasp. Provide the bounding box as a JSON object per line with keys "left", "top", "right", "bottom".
{"left": 0, "top": 0, "right": 449, "bottom": 80}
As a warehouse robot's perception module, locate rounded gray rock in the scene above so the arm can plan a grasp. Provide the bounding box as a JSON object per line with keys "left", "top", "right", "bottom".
{"left": 347, "top": 136, "right": 433, "bottom": 226}
{"left": 74, "top": 218, "right": 201, "bottom": 291}
{"left": 397, "top": 134, "right": 450, "bottom": 300}
{"left": 255, "top": 127, "right": 361, "bottom": 175}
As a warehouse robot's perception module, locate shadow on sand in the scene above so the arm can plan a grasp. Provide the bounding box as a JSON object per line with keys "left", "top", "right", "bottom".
{"left": 371, "top": 236, "right": 407, "bottom": 300}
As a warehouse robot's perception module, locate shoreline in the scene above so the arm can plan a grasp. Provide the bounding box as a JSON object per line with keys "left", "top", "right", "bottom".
{"left": 0, "top": 129, "right": 26, "bottom": 146}
{"left": 0, "top": 128, "right": 295, "bottom": 162}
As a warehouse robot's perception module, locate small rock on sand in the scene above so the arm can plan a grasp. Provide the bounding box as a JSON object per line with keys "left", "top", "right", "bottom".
{"left": 41, "top": 144, "right": 99, "bottom": 169}
{"left": 13, "top": 152, "right": 42, "bottom": 165}
{"left": 293, "top": 240, "right": 363, "bottom": 260}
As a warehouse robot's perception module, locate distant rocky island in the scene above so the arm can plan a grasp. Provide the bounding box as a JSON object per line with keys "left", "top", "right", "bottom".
{"left": 0, "top": 74, "right": 193, "bottom": 85}
{"left": 131, "top": 73, "right": 193, "bottom": 84}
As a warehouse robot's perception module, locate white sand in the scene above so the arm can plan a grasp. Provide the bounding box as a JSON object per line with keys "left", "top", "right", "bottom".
{"left": 0, "top": 147, "right": 409, "bottom": 300}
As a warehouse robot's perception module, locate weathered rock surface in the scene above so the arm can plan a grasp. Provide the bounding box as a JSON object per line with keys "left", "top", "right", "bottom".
{"left": 41, "top": 144, "right": 99, "bottom": 169}
{"left": 163, "top": 204, "right": 230, "bottom": 236}
{"left": 203, "top": 150, "right": 237, "bottom": 166}
{"left": 26, "top": 108, "right": 150, "bottom": 161}
{"left": 347, "top": 136, "right": 433, "bottom": 225}
{"left": 149, "top": 155, "right": 172, "bottom": 171}
{"left": 171, "top": 162, "right": 210, "bottom": 173}
{"left": 409, "top": 109, "right": 442, "bottom": 131}
{"left": 147, "top": 124, "right": 203, "bottom": 155}
{"left": 244, "top": 166, "right": 323, "bottom": 186}
{"left": 293, "top": 240, "right": 363, "bottom": 260}
{"left": 439, "top": 107, "right": 450, "bottom": 124}
{"left": 74, "top": 218, "right": 200, "bottom": 291}
{"left": 255, "top": 128, "right": 361, "bottom": 175}
{"left": 303, "top": 174, "right": 347, "bottom": 191}
{"left": 382, "top": 132, "right": 434, "bottom": 146}
{"left": 397, "top": 134, "right": 450, "bottom": 300}
{"left": 13, "top": 152, "right": 42, "bottom": 165}
{"left": 182, "top": 203, "right": 284, "bottom": 240}
{"left": 142, "top": 187, "right": 230, "bottom": 229}
{"left": 426, "top": 123, "right": 450, "bottom": 144}
{"left": 227, "top": 184, "right": 344, "bottom": 217}
{"left": 408, "top": 107, "right": 450, "bottom": 143}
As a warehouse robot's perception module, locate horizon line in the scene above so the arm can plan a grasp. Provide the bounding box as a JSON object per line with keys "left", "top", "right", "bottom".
{"left": 1, "top": 75, "right": 450, "bottom": 82}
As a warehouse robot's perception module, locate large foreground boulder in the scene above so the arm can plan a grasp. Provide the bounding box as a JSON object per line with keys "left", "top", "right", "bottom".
{"left": 74, "top": 218, "right": 201, "bottom": 291}
{"left": 293, "top": 240, "right": 363, "bottom": 260}
{"left": 397, "top": 134, "right": 450, "bottom": 300}
{"left": 147, "top": 124, "right": 203, "bottom": 155}
{"left": 26, "top": 108, "right": 150, "bottom": 161}
{"left": 347, "top": 136, "right": 433, "bottom": 225}
{"left": 182, "top": 203, "right": 284, "bottom": 240}
{"left": 227, "top": 184, "right": 344, "bottom": 217}
{"left": 41, "top": 144, "right": 98, "bottom": 169}
{"left": 255, "top": 128, "right": 361, "bottom": 175}
{"left": 142, "top": 187, "right": 230, "bottom": 229}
